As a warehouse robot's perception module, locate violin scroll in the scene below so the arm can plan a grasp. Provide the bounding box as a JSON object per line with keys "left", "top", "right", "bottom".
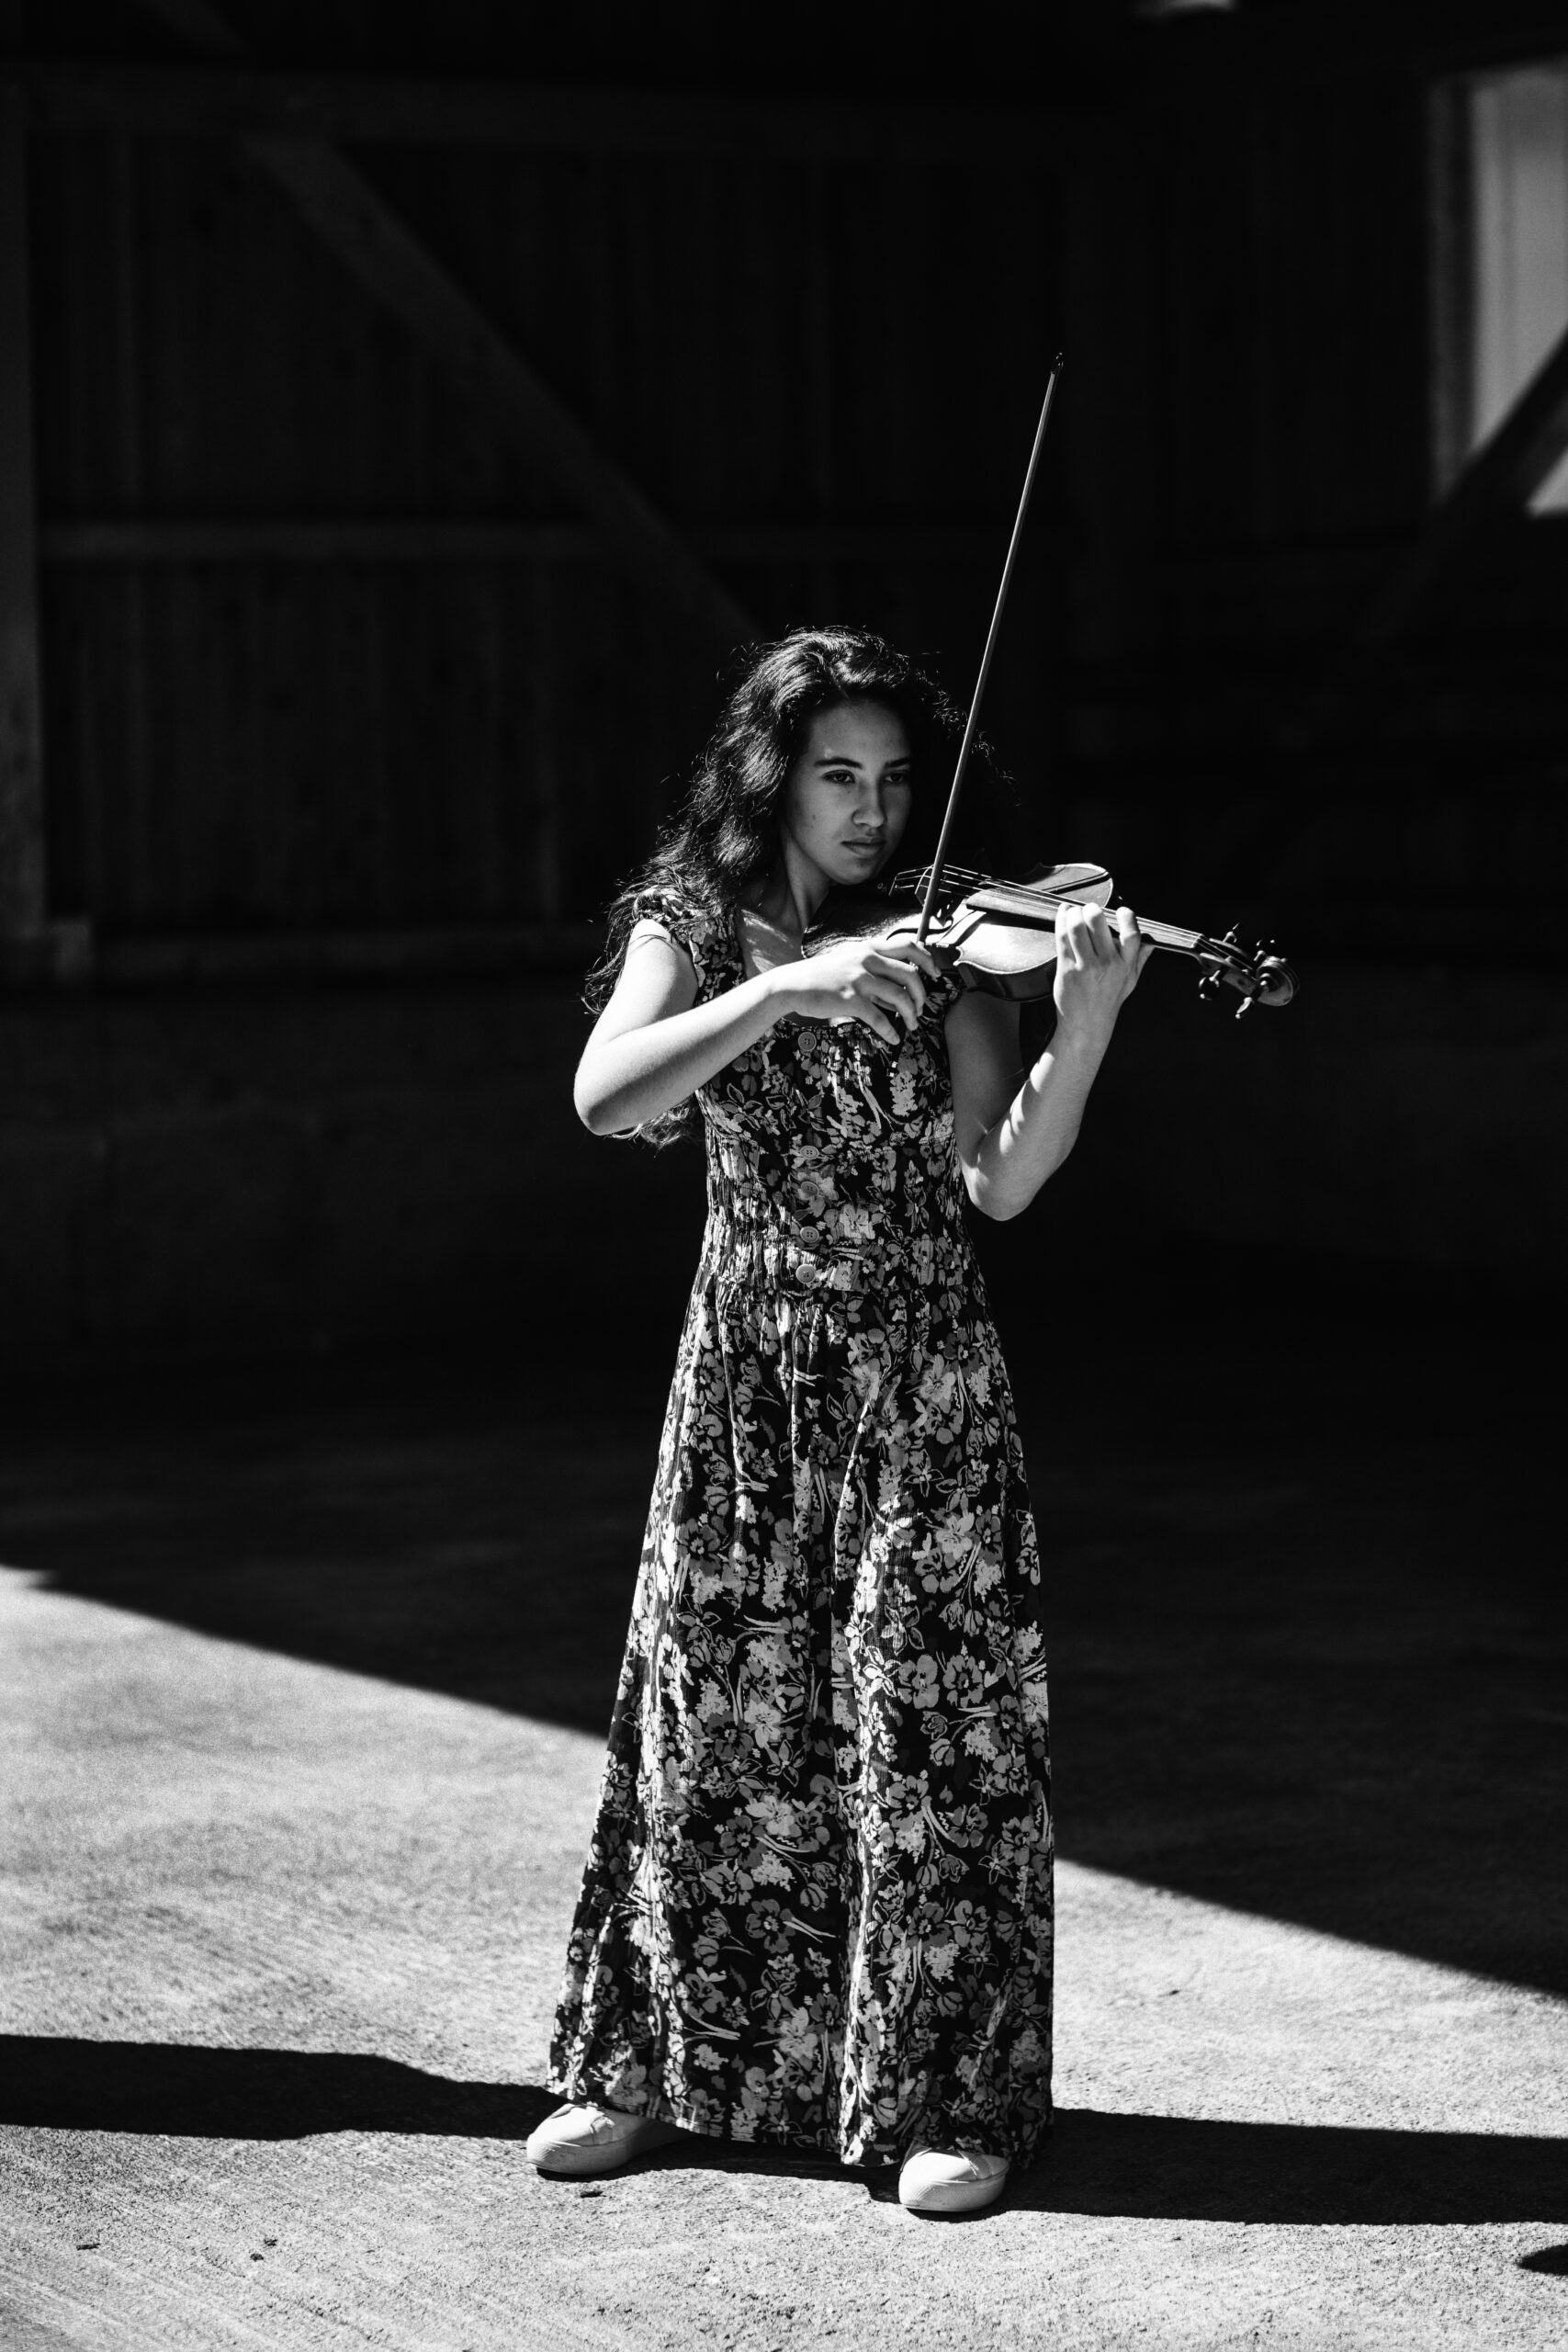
{"left": 1197, "top": 927, "right": 1299, "bottom": 1019}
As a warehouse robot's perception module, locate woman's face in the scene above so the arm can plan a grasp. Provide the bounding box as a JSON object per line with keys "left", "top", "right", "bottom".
{"left": 777, "top": 699, "right": 913, "bottom": 901}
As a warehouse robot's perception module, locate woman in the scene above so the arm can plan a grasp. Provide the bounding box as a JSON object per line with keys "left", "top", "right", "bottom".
{"left": 526, "top": 628, "right": 1147, "bottom": 2215}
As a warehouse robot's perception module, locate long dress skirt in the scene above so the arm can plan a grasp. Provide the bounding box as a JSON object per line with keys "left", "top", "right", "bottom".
{"left": 548, "top": 890, "right": 1054, "bottom": 2167}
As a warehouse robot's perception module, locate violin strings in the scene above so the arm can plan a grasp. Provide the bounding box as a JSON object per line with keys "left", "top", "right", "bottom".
{"left": 994, "top": 901, "right": 1212, "bottom": 956}
{"left": 914, "top": 870, "right": 1258, "bottom": 966}
{"left": 946, "top": 876, "right": 1205, "bottom": 944}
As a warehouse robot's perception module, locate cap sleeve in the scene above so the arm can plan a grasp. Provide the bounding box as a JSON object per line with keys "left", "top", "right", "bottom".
{"left": 626, "top": 886, "right": 733, "bottom": 1001}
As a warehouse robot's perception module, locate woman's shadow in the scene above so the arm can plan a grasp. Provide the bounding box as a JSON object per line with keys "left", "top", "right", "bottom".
{"left": 7, "top": 2037, "right": 1565, "bottom": 2232}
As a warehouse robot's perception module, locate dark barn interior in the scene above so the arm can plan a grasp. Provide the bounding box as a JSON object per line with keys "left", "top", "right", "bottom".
{"left": 3, "top": 0, "right": 1565, "bottom": 1359}
{"left": 3, "top": 5, "right": 1567, "bottom": 2346}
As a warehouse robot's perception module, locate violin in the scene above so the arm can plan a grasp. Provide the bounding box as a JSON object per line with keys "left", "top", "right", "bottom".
{"left": 808, "top": 352, "right": 1297, "bottom": 1024}
{"left": 807, "top": 861, "right": 1298, "bottom": 1018}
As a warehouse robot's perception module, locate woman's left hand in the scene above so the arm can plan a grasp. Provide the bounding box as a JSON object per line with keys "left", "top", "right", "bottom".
{"left": 1051, "top": 901, "right": 1152, "bottom": 1049}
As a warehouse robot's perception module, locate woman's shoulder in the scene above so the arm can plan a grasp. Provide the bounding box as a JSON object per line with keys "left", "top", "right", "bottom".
{"left": 626, "top": 882, "right": 732, "bottom": 978}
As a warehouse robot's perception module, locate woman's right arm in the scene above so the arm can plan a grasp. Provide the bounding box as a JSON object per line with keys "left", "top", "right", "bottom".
{"left": 573, "top": 921, "right": 940, "bottom": 1136}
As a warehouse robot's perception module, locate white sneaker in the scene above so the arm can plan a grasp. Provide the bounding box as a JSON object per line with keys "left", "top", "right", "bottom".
{"left": 525, "top": 2101, "right": 682, "bottom": 2177}
{"left": 897, "top": 2143, "right": 1010, "bottom": 2215}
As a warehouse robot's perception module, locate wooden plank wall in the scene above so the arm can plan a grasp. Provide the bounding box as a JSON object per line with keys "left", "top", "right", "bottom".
{"left": 24, "top": 50, "right": 1568, "bottom": 960}
{"left": 28, "top": 123, "right": 1062, "bottom": 940}
{"left": 1066, "top": 74, "right": 1432, "bottom": 683}
{"left": 1057, "top": 65, "right": 1568, "bottom": 951}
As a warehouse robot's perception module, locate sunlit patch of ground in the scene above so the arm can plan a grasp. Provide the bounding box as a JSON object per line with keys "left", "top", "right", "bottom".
{"left": 4, "top": 1567, "right": 1564, "bottom": 2352}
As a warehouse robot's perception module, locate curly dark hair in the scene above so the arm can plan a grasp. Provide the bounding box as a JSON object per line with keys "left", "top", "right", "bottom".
{"left": 584, "top": 625, "right": 1017, "bottom": 1144}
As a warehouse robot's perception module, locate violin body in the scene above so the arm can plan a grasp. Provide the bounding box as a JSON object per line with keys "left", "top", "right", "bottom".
{"left": 807, "top": 863, "right": 1114, "bottom": 1003}
{"left": 806, "top": 863, "right": 1298, "bottom": 1017}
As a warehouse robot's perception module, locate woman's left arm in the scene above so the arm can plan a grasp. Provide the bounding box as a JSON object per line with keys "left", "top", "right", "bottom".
{"left": 947, "top": 901, "right": 1152, "bottom": 1222}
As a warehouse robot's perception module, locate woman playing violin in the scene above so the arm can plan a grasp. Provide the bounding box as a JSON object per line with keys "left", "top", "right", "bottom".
{"left": 527, "top": 626, "right": 1149, "bottom": 2215}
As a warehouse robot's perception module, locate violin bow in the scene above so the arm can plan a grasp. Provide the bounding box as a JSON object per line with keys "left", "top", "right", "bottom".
{"left": 917, "top": 354, "right": 1066, "bottom": 947}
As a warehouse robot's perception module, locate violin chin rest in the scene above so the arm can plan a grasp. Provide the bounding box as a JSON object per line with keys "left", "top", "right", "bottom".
{"left": 1026, "top": 861, "right": 1114, "bottom": 904}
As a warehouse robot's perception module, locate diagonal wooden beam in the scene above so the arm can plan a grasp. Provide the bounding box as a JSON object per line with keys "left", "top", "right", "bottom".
{"left": 1301, "top": 316, "right": 1568, "bottom": 747}
{"left": 244, "top": 138, "right": 755, "bottom": 649}
{"left": 124, "top": 0, "right": 754, "bottom": 655}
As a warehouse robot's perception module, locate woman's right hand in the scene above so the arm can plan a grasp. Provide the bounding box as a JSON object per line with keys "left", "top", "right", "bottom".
{"left": 779, "top": 929, "right": 942, "bottom": 1046}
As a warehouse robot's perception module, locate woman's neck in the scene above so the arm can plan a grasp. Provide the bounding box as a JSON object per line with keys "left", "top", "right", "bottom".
{"left": 743, "top": 849, "right": 829, "bottom": 942}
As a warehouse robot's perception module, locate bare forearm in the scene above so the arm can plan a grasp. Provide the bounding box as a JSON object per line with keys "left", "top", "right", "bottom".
{"left": 576, "top": 968, "right": 795, "bottom": 1134}
{"left": 966, "top": 1025, "right": 1111, "bottom": 1220}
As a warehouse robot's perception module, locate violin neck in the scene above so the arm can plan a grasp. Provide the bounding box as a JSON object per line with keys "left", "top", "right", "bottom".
{"left": 1135, "top": 916, "right": 1211, "bottom": 960}
{"left": 962, "top": 880, "right": 1211, "bottom": 962}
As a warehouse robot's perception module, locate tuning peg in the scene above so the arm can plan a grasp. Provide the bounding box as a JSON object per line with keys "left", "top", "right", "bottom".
{"left": 1235, "top": 992, "right": 1255, "bottom": 1020}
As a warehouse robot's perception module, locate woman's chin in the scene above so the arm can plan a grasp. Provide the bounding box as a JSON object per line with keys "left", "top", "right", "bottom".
{"left": 829, "top": 851, "right": 893, "bottom": 891}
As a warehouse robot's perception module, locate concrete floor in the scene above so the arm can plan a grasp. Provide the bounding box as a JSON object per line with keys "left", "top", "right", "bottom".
{"left": 3, "top": 1291, "right": 1566, "bottom": 2349}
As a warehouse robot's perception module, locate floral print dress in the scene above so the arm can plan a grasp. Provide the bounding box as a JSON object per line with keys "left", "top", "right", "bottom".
{"left": 548, "top": 887, "right": 1053, "bottom": 2168}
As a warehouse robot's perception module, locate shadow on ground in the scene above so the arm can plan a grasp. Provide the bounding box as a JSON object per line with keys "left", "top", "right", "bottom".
{"left": 6, "top": 2039, "right": 1564, "bottom": 2228}
{"left": 3, "top": 1270, "right": 1563, "bottom": 1996}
